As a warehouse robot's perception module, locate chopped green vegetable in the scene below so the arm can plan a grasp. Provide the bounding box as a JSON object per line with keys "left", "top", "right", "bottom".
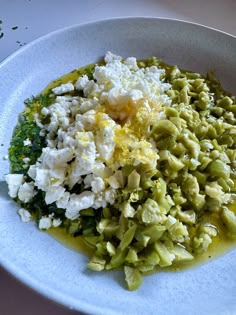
{"left": 221, "top": 207, "right": 236, "bottom": 235}
{"left": 124, "top": 266, "right": 143, "bottom": 291}
{"left": 6, "top": 53, "right": 236, "bottom": 291}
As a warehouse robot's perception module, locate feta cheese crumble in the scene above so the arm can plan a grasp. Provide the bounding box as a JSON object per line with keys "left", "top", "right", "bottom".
{"left": 18, "top": 208, "right": 31, "bottom": 223}
{"left": 39, "top": 216, "right": 52, "bottom": 230}
{"left": 18, "top": 182, "right": 36, "bottom": 203}
{"left": 23, "top": 138, "right": 32, "bottom": 146}
{"left": 9, "top": 51, "right": 171, "bottom": 223}
{"left": 52, "top": 82, "right": 74, "bottom": 95}
{"left": 5, "top": 174, "right": 24, "bottom": 198}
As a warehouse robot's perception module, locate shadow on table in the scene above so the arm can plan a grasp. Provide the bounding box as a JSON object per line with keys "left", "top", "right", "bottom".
{"left": 158, "top": 0, "right": 236, "bottom": 33}
{"left": 0, "top": 180, "right": 8, "bottom": 199}
{"left": 0, "top": 266, "right": 86, "bottom": 315}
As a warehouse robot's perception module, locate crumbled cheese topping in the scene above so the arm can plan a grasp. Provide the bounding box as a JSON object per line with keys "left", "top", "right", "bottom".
{"left": 52, "top": 83, "right": 74, "bottom": 95}
{"left": 18, "top": 182, "right": 36, "bottom": 203}
{"left": 7, "top": 52, "right": 172, "bottom": 224}
{"left": 39, "top": 216, "right": 52, "bottom": 230}
{"left": 5, "top": 174, "right": 24, "bottom": 198}
{"left": 23, "top": 138, "right": 32, "bottom": 146}
{"left": 18, "top": 208, "right": 31, "bottom": 223}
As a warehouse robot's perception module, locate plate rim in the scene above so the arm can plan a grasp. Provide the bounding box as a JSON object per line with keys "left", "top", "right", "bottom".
{"left": 0, "top": 16, "right": 236, "bottom": 315}
{"left": 1, "top": 16, "right": 235, "bottom": 68}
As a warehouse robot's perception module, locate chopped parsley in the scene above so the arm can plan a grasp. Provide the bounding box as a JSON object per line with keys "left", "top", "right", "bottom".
{"left": 9, "top": 94, "right": 53, "bottom": 174}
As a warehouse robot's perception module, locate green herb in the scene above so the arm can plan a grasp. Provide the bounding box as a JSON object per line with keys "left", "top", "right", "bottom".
{"left": 8, "top": 94, "right": 53, "bottom": 173}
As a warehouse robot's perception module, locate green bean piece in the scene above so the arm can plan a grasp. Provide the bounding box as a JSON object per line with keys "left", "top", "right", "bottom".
{"left": 207, "top": 160, "right": 231, "bottom": 179}
{"left": 177, "top": 210, "right": 196, "bottom": 225}
{"left": 119, "top": 224, "right": 137, "bottom": 251}
{"left": 171, "top": 245, "right": 193, "bottom": 262}
{"left": 107, "top": 248, "right": 128, "bottom": 269}
{"left": 124, "top": 266, "right": 143, "bottom": 291}
{"left": 140, "top": 198, "right": 166, "bottom": 224}
{"left": 152, "top": 120, "right": 179, "bottom": 140}
{"left": 87, "top": 256, "right": 106, "bottom": 271}
{"left": 125, "top": 248, "right": 139, "bottom": 264}
{"left": 217, "top": 96, "right": 233, "bottom": 109}
{"left": 154, "top": 242, "right": 175, "bottom": 267}
{"left": 127, "top": 170, "right": 141, "bottom": 190}
{"left": 143, "top": 225, "right": 166, "bottom": 243}
{"left": 221, "top": 207, "right": 236, "bottom": 236}
{"left": 179, "top": 86, "right": 190, "bottom": 105}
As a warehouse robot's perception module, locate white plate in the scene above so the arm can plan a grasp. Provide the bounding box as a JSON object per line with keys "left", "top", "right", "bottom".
{"left": 0, "top": 17, "right": 236, "bottom": 315}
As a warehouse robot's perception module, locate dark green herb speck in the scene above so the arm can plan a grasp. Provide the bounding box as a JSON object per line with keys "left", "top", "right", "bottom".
{"left": 8, "top": 94, "right": 53, "bottom": 174}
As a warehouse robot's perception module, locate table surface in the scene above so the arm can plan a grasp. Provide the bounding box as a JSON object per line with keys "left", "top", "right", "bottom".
{"left": 0, "top": 1, "right": 235, "bottom": 314}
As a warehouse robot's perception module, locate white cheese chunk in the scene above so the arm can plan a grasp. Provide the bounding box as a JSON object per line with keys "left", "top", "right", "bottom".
{"left": 56, "top": 191, "right": 70, "bottom": 209}
{"left": 65, "top": 191, "right": 95, "bottom": 220}
{"left": 23, "top": 138, "right": 32, "bottom": 146}
{"left": 52, "top": 83, "right": 74, "bottom": 95}
{"left": 104, "top": 51, "right": 122, "bottom": 63}
{"left": 68, "top": 132, "right": 96, "bottom": 187}
{"left": 41, "top": 147, "right": 73, "bottom": 169}
{"left": 28, "top": 164, "right": 37, "bottom": 180}
{"left": 18, "top": 208, "right": 32, "bottom": 223}
{"left": 18, "top": 182, "right": 36, "bottom": 203}
{"left": 45, "top": 186, "right": 65, "bottom": 204}
{"left": 52, "top": 218, "right": 62, "bottom": 227}
{"left": 75, "top": 75, "right": 89, "bottom": 90}
{"left": 5, "top": 174, "right": 24, "bottom": 198}
{"left": 91, "top": 177, "right": 105, "bottom": 193}
{"left": 38, "top": 216, "right": 52, "bottom": 230}
{"left": 34, "top": 168, "right": 50, "bottom": 191}
{"left": 22, "top": 157, "right": 30, "bottom": 164}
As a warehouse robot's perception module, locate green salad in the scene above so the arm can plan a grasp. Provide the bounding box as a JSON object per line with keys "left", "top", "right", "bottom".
{"left": 5, "top": 52, "right": 236, "bottom": 290}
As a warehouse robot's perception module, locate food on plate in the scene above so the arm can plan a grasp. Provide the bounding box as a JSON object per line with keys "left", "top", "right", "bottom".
{"left": 5, "top": 52, "right": 236, "bottom": 290}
